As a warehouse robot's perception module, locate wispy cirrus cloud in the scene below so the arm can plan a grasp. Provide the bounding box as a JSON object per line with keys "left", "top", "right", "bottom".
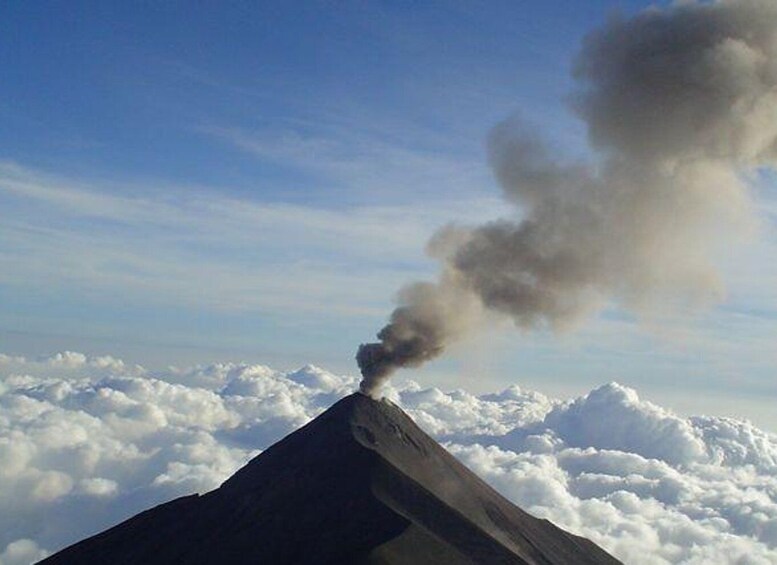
{"left": 0, "top": 161, "right": 502, "bottom": 316}
{"left": 201, "top": 121, "right": 493, "bottom": 203}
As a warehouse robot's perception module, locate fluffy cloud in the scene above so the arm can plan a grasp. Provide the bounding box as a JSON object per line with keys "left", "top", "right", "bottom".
{"left": 1, "top": 353, "right": 776, "bottom": 564}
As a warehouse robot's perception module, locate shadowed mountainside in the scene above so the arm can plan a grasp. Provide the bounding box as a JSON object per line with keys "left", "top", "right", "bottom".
{"left": 40, "top": 393, "right": 621, "bottom": 564}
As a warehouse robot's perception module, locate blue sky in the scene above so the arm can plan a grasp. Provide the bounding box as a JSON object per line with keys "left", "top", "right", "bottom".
{"left": 2, "top": 1, "right": 776, "bottom": 428}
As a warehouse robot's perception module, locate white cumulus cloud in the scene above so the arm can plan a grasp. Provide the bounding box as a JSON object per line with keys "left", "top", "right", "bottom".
{"left": 1, "top": 352, "right": 776, "bottom": 564}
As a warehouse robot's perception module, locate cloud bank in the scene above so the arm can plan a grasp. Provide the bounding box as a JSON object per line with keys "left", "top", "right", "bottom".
{"left": 2, "top": 352, "right": 777, "bottom": 564}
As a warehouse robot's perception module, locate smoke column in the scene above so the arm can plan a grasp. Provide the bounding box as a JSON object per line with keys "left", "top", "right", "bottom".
{"left": 358, "top": 0, "right": 777, "bottom": 397}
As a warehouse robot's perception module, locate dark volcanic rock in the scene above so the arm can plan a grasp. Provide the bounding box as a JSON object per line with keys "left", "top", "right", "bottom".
{"left": 40, "top": 393, "right": 621, "bottom": 564}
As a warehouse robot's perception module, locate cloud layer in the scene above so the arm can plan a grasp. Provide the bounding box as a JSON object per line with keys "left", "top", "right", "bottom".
{"left": 1, "top": 352, "right": 776, "bottom": 564}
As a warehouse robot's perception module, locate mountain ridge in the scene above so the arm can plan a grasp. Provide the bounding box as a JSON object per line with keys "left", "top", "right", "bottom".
{"left": 40, "top": 392, "right": 620, "bottom": 564}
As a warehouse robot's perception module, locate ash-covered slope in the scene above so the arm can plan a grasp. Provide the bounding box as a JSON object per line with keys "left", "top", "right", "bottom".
{"left": 40, "top": 393, "right": 620, "bottom": 564}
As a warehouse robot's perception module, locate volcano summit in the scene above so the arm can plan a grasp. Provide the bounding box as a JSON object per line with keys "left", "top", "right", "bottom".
{"left": 41, "top": 393, "right": 620, "bottom": 564}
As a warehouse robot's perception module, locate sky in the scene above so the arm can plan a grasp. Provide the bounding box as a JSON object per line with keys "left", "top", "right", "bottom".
{"left": 1, "top": 1, "right": 776, "bottom": 430}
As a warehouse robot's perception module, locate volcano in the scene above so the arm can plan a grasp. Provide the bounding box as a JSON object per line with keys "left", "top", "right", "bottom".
{"left": 40, "top": 393, "right": 620, "bottom": 564}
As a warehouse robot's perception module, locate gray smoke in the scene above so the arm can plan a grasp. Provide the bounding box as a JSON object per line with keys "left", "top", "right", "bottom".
{"left": 358, "top": 0, "right": 777, "bottom": 397}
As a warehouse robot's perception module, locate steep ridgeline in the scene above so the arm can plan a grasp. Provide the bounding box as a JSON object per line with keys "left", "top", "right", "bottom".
{"left": 41, "top": 393, "right": 621, "bottom": 564}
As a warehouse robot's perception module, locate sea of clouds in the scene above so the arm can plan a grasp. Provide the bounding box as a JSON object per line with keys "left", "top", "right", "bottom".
{"left": 1, "top": 352, "right": 776, "bottom": 564}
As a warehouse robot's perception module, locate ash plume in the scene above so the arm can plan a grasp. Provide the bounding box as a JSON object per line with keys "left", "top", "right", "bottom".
{"left": 358, "top": 0, "right": 777, "bottom": 397}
